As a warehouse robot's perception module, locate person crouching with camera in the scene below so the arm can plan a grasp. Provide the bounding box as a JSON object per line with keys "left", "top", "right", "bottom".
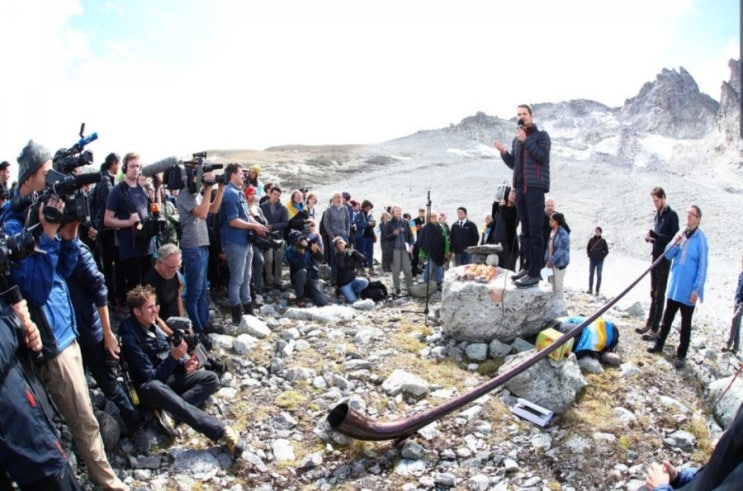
{"left": 118, "top": 285, "right": 244, "bottom": 458}
{"left": 334, "top": 236, "right": 369, "bottom": 303}
{"left": 284, "top": 231, "right": 327, "bottom": 307}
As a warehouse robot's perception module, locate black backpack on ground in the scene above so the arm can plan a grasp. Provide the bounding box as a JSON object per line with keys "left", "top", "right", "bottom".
{"left": 360, "top": 280, "right": 388, "bottom": 302}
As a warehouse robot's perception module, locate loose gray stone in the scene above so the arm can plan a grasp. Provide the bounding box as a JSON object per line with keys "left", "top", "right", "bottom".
{"left": 434, "top": 472, "right": 458, "bottom": 487}
{"left": 489, "top": 338, "right": 512, "bottom": 358}
{"left": 299, "top": 451, "right": 323, "bottom": 470}
{"left": 465, "top": 343, "right": 488, "bottom": 361}
{"left": 401, "top": 441, "right": 425, "bottom": 460}
{"left": 668, "top": 429, "right": 696, "bottom": 451}
{"left": 237, "top": 315, "right": 272, "bottom": 338}
{"left": 619, "top": 362, "right": 641, "bottom": 378}
{"left": 233, "top": 333, "right": 260, "bottom": 355}
{"left": 394, "top": 458, "right": 428, "bottom": 476}
{"left": 352, "top": 298, "right": 376, "bottom": 310}
{"left": 381, "top": 369, "right": 429, "bottom": 397}
{"left": 510, "top": 337, "right": 535, "bottom": 353}
{"left": 353, "top": 327, "right": 384, "bottom": 345}
{"left": 578, "top": 356, "right": 604, "bottom": 374}
{"left": 271, "top": 439, "right": 295, "bottom": 462}
{"left": 467, "top": 473, "right": 490, "bottom": 491}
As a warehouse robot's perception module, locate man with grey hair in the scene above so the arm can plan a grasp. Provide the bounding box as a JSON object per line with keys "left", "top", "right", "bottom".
{"left": 382, "top": 205, "right": 414, "bottom": 295}
{"left": 143, "top": 243, "right": 184, "bottom": 323}
{"left": 647, "top": 204, "right": 708, "bottom": 369}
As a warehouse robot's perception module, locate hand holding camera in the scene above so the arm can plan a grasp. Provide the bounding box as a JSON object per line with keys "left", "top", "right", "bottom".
{"left": 170, "top": 336, "right": 188, "bottom": 360}
{"left": 202, "top": 171, "right": 216, "bottom": 186}
{"left": 39, "top": 197, "right": 65, "bottom": 239}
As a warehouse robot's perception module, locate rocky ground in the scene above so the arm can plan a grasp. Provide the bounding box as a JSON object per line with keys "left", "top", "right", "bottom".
{"left": 73, "top": 265, "right": 742, "bottom": 491}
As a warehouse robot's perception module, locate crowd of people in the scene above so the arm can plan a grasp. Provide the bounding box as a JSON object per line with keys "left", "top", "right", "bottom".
{"left": 0, "top": 102, "right": 738, "bottom": 489}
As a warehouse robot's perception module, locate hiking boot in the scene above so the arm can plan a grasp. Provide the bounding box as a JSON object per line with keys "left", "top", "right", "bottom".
{"left": 243, "top": 303, "right": 254, "bottom": 316}
{"left": 206, "top": 356, "right": 227, "bottom": 374}
{"left": 231, "top": 306, "right": 242, "bottom": 325}
{"left": 130, "top": 428, "right": 150, "bottom": 454}
{"left": 511, "top": 269, "right": 528, "bottom": 281}
{"left": 221, "top": 425, "right": 244, "bottom": 458}
{"left": 204, "top": 323, "right": 225, "bottom": 335}
{"left": 154, "top": 409, "right": 177, "bottom": 438}
{"left": 514, "top": 274, "right": 540, "bottom": 288}
{"left": 635, "top": 325, "right": 653, "bottom": 335}
{"left": 647, "top": 345, "right": 663, "bottom": 354}
{"left": 586, "top": 288, "right": 592, "bottom": 294}
{"left": 674, "top": 357, "right": 686, "bottom": 369}
{"left": 642, "top": 332, "right": 659, "bottom": 341}
{"left": 198, "top": 331, "right": 214, "bottom": 351}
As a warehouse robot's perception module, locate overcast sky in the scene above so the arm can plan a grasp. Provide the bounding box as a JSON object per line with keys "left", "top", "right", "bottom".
{"left": 0, "top": 0, "right": 738, "bottom": 174}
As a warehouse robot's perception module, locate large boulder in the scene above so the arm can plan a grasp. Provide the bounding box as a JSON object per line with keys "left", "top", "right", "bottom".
{"left": 439, "top": 267, "right": 561, "bottom": 342}
{"left": 708, "top": 376, "right": 743, "bottom": 429}
{"left": 498, "top": 350, "right": 586, "bottom": 414}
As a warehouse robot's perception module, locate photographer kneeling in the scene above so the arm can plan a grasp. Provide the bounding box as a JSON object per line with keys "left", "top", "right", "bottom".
{"left": 334, "top": 236, "right": 369, "bottom": 303}
{"left": 285, "top": 231, "right": 327, "bottom": 307}
{"left": 119, "top": 285, "right": 243, "bottom": 458}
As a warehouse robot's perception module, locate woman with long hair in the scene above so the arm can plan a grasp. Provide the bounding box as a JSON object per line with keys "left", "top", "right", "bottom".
{"left": 545, "top": 212, "right": 570, "bottom": 303}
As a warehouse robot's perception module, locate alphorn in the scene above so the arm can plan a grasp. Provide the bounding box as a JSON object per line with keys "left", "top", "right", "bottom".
{"left": 327, "top": 254, "right": 668, "bottom": 441}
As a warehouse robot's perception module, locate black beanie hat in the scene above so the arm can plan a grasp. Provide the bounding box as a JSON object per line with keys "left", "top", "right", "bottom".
{"left": 17, "top": 140, "right": 51, "bottom": 184}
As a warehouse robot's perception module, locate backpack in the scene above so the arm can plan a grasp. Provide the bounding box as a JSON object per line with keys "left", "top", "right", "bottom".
{"left": 554, "top": 316, "right": 619, "bottom": 358}
{"left": 360, "top": 280, "right": 388, "bottom": 302}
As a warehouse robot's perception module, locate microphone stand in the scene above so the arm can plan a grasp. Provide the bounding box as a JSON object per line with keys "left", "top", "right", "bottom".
{"left": 402, "top": 190, "right": 433, "bottom": 326}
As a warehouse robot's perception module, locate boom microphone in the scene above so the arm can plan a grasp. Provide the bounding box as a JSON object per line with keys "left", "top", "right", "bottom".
{"left": 77, "top": 132, "right": 98, "bottom": 148}
{"left": 142, "top": 156, "right": 179, "bottom": 177}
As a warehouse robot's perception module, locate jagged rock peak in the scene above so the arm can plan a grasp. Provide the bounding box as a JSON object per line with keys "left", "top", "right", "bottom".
{"left": 621, "top": 66, "right": 719, "bottom": 139}
{"left": 718, "top": 58, "right": 741, "bottom": 145}
{"left": 726, "top": 58, "right": 740, "bottom": 96}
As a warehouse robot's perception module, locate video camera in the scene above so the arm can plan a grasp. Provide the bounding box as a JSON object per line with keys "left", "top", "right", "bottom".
{"left": 170, "top": 328, "right": 198, "bottom": 352}
{"left": 0, "top": 225, "right": 41, "bottom": 272}
{"left": 144, "top": 152, "right": 224, "bottom": 196}
{"left": 10, "top": 124, "right": 101, "bottom": 226}
{"left": 52, "top": 123, "right": 97, "bottom": 174}
{"left": 346, "top": 248, "right": 367, "bottom": 267}
{"left": 250, "top": 229, "right": 283, "bottom": 250}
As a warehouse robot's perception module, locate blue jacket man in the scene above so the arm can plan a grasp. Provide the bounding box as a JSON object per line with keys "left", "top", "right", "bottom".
{"left": 648, "top": 205, "right": 708, "bottom": 368}
{"left": 2, "top": 140, "right": 127, "bottom": 490}
{"left": 218, "top": 164, "right": 267, "bottom": 323}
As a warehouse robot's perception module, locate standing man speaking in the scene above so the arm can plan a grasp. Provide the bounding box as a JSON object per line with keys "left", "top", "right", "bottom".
{"left": 495, "top": 104, "right": 551, "bottom": 288}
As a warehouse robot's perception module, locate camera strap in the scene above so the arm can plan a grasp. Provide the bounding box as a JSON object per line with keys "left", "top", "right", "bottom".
{"left": 119, "top": 181, "right": 151, "bottom": 220}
